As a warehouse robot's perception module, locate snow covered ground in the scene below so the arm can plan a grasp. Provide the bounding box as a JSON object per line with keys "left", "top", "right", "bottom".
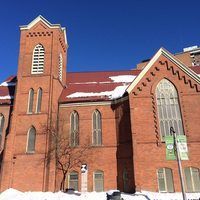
{"left": 0, "top": 188, "right": 200, "bottom": 200}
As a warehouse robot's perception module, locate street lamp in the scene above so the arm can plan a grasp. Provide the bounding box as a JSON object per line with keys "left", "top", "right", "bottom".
{"left": 170, "top": 127, "right": 187, "bottom": 200}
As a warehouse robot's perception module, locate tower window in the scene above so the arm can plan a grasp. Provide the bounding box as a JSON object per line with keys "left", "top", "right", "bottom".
{"left": 26, "top": 126, "right": 36, "bottom": 153}
{"left": 36, "top": 88, "right": 42, "bottom": 113}
{"left": 59, "top": 53, "right": 63, "bottom": 81}
{"left": 31, "top": 44, "right": 45, "bottom": 74}
{"left": 27, "top": 88, "right": 34, "bottom": 114}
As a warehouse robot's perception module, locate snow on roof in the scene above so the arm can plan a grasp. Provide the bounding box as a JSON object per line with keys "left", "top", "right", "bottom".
{"left": 0, "top": 82, "right": 16, "bottom": 87}
{"left": 61, "top": 71, "right": 139, "bottom": 103}
{"left": 0, "top": 95, "right": 14, "bottom": 100}
{"left": 0, "top": 76, "right": 16, "bottom": 87}
{"left": 0, "top": 76, "right": 16, "bottom": 105}
{"left": 67, "top": 85, "right": 128, "bottom": 100}
{"left": 109, "top": 75, "right": 136, "bottom": 83}
{"left": 69, "top": 82, "right": 98, "bottom": 85}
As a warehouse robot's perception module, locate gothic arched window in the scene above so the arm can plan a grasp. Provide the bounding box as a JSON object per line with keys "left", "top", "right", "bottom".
{"left": 156, "top": 79, "right": 184, "bottom": 140}
{"left": 58, "top": 53, "right": 63, "bottom": 81}
{"left": 27, "top": 88, "right": 34, "bottom": 114}
{"left": 31, "top": 44, "right": 45, "bottom": 74}
{"left": 92, "top": 110, "right": 102, "bottom": 145}
{"left": 157, "top": 168, "right": 174, "bottom": 192}
{"left": 68, "top": 171, "right": 79, "bottom": 191}
{"left": 94, "top": 170, "right": 104, "bottom": 192}
{"left": 36, "top": 88, "right": 42, "bottom": 113}
{"left": 0, "top": 114, "right": 5, "bottom": 144}
{"left": 70, "top": 111, "right": 79, "bottom": 146}
{"left": 26, "top": 126, "right": 36, "bottom": 153}
{"left": 184, "top": 167, "right": 200, "bottom": 192}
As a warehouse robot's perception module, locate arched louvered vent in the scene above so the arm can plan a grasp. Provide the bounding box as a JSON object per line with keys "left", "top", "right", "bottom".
{"left": 59, "top": 53, "right": 63, "bottom": 81}
{"left": 31, "top": 44, "right": 45, "bottom": 74}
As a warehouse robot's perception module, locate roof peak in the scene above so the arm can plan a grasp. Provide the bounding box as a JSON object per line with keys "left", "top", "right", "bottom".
{"left": 20, "top": 15, "right": 64, "bottom": 30}
{"left": 19, "top": 15, "right": 67, "bottom": 45}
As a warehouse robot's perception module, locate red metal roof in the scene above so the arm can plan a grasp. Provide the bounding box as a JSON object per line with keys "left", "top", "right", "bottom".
{"left": 59, "top": 69, "right": 141, "bottom": 103}
{"left": 1, "top": 66, "right": 200, "bottom": 105}
{"left": 190, "top": 66, "right": 200, "bottom": 74}
{"left": 0, "top": 76, "right": 16, "bottom": 105}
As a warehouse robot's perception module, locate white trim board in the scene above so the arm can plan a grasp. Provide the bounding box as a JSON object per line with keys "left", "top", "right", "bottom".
{"left": 20, "top": 15, "right": 68, "bottom": 45}
{"left": 127, "top": 47, "right": 200, "bottom": 93}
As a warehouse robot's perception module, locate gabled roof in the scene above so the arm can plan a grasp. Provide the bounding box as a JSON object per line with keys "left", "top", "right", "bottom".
{"left": 59, "top": 70, "right": 141, "bottom": 103}
{"left": 20, "top": 15, "right": 67, "bottom": 45}
{"left": 0, "top": 76, "right": 16, "bottom": 105}
{"left": 127, "top": 48, "right": 200, "bottom": 93}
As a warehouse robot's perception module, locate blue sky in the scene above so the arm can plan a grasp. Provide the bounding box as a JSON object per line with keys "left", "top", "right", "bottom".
{"left": 0, "top": 0, "right": 200, "bottom": 82}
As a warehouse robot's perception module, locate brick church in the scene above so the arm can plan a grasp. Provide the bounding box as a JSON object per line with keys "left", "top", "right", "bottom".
{"left": 0, "top": 16, "right": 200, "bottom": 193}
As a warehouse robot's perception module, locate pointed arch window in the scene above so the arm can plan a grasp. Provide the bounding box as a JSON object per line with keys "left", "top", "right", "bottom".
{"left": 70, "top": 111, "right": 79, "bottom": 146}
{"left": 27, "top": 88, "right": 34, "bottom": 114}
{"left": 26, "top": 126, "right": 36, "bottom": 153}
{"left": 68, "top": 171, "right": 79, "bottom": 191}
{"left": 184, "top": 167, "right": 200, "bottom": 192}
{"left": 58, "top": 53, "right": 63, "bottom": 81}
{"left": 94, "top": 170, "right": 104, "bottom": 192}
{"left": 0, "top": 114, "right": 5, "bottom": 144}
{"left": 36, "top": 88, "right": 42, "bottom": 113}
{"left": 31, "top": 44, "right": 45, "bottom": 74}
{"left": 156, "top": 79, "right": 184, "bottom": 140}
{"left": 157, "top": 168, "right": 174, "bottom": 192}
{"left": 92, "top": 110, "right": 102, "bottom": 146}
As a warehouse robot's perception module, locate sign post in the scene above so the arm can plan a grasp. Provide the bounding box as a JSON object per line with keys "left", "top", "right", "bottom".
{"left": 170, "top": 127, "right": 187, "bottom": 200}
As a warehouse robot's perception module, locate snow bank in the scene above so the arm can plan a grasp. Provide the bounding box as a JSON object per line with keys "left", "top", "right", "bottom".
{"left": 1, "top": 188, "right": 200, "bottom": 200}
{"left": 0, "top": 189, "right": 106, "bottom": 200}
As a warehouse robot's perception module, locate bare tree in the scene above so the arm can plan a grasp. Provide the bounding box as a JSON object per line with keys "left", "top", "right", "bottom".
{"left": 43, "top": 120, "right": 90, "bottom": 191}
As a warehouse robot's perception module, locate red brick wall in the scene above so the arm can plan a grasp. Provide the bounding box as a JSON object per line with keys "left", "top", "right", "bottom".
{"left": 0, "top": 20, "right": 66, "bottom": 192}
{"left": 58, "top": 103, "right": 118, "bottom": 191}
{"left": 129, "top": 55, "right": 200, "bottom": 192}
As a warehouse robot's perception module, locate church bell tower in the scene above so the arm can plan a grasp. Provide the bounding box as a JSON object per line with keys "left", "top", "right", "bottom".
{"left": 0, "top": 16, "right": 68, "bottom": 191}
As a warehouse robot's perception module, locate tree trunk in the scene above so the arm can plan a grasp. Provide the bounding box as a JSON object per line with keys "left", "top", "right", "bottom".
{"left": 60, "top": 172, "right": 67, "bottom": 191}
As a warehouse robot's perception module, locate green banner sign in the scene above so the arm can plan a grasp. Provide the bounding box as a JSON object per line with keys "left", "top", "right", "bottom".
{"left": 177, "top": 135, "right": 189, "bottom": 160}
{"left": 165, "top": 136, "right": 176, "bottom": 160}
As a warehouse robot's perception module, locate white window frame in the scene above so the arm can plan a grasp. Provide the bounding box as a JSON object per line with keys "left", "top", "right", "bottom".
{"left": 27, "top": 88, "right": 34, "bottom": 114}
{"left": 156, "top": 79, "right": 184, "bottom": 141}
{"left": 93, "top": 170, "right": 104, "bottom": 192}
{"left": 0, "top": 114, "right": 5, "bottom": 145}
{"left": 157, "top": 168, "right": 174, "bottom": 193}
{"left": 31, "top": 44, "right": 45, "bottom": 74}
{"left": 68, "top": 171, "right": 79, "bottom": 191}
{"left": 92, "top": 110, "right": 102, "bottom": 146}
{"left": 35, "top": 88, "right": 42, "bottom": 113}
{"left": 26, "top": 126, "right": 36, "bottom": 153}
{"left": 70, "top": 111, "right": 79, "bottom": 146}
{"left": 58, "top": 53, "right": 63, "bottom": 81}
{"left": 184, "top": 167, "right": 200, "bottom": 192}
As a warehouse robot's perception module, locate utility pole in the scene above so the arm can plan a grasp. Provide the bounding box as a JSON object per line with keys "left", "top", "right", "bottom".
{"left": 170, "top": 127, "right": 187, "bottom": 200}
